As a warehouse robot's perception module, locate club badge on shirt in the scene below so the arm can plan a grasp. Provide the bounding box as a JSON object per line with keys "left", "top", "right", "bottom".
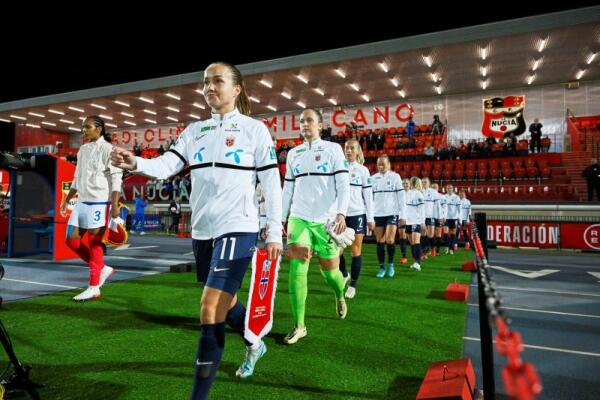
{"left": 225, "top": 136, "right": 235, "bottom": 147}
{"left": 315, "top": 154, "right": 321, "bottom": 162}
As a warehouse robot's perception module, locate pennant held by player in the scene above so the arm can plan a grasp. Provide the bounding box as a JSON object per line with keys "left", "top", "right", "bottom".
{"left": 244, "top": 248, "right": 281, "bottom": 344}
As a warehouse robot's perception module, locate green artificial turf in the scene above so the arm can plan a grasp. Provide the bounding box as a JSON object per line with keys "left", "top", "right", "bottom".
{"left": 0, "top": 245, "right": 473, "bottom": 399}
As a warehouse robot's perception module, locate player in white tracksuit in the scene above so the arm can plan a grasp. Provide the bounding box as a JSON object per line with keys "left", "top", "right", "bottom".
{"left": 422, "top": 178, "right": 437, "bottom": 257}
{"left": 459, "top": 189, "right": 472, "bottom": 249}
{"left": 339, "top": 139, "right": 374, "bottom": 299}
{"left": 61, "top": 115, "right": 122, "bottom": 302}
{"left": 282, "top": 108, "right": 350, "bottom": 345}
{"left": 111, "top": 62, "right": 283, "bottom": 399}
{"left": 444, "top": 184, "right": 462, "bottom": 254}
{"left": 371, "top": 155, "right": 404, "bottom": 278}
{"left": 431, "top": 182, "right": 445, "bottom": 255}
{"left": 397, "top": 178, "right": 410, "bottom": 264}
{"left": 405, "top": 176, "right": 426, "bottom": 271}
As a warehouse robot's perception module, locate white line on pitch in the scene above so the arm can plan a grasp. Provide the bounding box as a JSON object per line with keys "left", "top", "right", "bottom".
{"left": 467, "top": 303, "right": 600, "bottom": 319}
{"left": 1, "top": 278, "right": 77, "bottom": 289}
{"left": 469, "top": 284, "right": 600, "bottom": 298}
{"left": 54, "top": 264, "right": 165, "bottom": 275}
{"left": 463, "top": 337, "right": 600, "bottom": 357}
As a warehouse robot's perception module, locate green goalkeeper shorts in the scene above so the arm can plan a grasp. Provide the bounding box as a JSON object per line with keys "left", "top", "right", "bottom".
{"left": 287, "top": 216, "right": 339, "bottom": 259}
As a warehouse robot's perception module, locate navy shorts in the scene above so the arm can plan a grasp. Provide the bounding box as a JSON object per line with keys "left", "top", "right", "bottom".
{"left": 193, "top": 232, "right": 258, "bottom": 295}
{"left": 375, "top": 215, "right": 398, "bottom": 227}
{"left": 405, "top": 224, "right": 422, "bottom": 234}
{"left": 434, "top": 219, "right": 444, "bottom": 228}
{"left": 346, "top": 214, "right": 367, "bottom": 235}
{"left": 446, "top": 219, "right": 458, "bottom": 230}
{"left": 425, "top": 218, "right": 435, "bottom": 227}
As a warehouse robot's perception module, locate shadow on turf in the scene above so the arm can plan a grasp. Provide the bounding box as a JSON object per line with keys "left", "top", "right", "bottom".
{"left": 31, "top": 360, "right": 192, "bottom": 399}
{"left": 217, "top": 364, "right": 383, "bottom": 400}
{"left": 1, "top": 299, "right": 201, "bottom": 332}
{"left": 426, "top": 290, "right": 447, "bottom": 300}
{"left": 386, "top": 375, "right": 423, "bottom": 399}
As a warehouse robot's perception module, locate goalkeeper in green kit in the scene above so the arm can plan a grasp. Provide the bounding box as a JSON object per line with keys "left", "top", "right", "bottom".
{"left": 281, "top": 108, "right": 354, "bottom": 344}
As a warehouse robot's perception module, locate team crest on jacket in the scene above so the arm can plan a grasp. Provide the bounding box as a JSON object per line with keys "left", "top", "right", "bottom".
{"left": 315, "top": 154, "right": 321, "bottom": 162}
{"left": 481, "top": 96, "right": 526, "bottom": 139}
{"left": 225, "top": 135, "right": 235, "bottom": 147}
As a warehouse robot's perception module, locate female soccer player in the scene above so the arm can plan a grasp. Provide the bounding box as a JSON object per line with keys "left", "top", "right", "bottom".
{"left": 444, "top": 184, "right": 462, "bottom": 255}
{"left": 372, "top": 155, "right": 404, "bottom": 278}
{"left": 459, "top": 188, "right": 472, "bottom": 249}
{"left": 282, "top": 108, "right": 351, "bottom": 344}
{"left": 422, "top": 178, "right": 437, "bottom": 256}
{"left": 397, "top": 178, "right": 410, "bottom": 264}
{"left": 405, "top": 177, "right": 425, "bottom": 271}
{"left": 339, "top": 139, "right": 374, "bottom": 298}
{"left": 111, "top": 62, "right": 283, "bottom": 398}
{"left": 61, "top": 115, "right": 122, "bottom": 301}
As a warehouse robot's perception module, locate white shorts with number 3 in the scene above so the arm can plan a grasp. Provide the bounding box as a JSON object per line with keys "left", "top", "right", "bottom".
{"left": 68, "top": 202, "right": 110, "bottom": 229}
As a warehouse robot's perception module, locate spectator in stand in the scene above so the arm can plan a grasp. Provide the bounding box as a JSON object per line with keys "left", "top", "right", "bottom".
{"left": 431, "top": 115, "right": 444, "bottom": 135}
{"left": 407, "top": 136, "right": 416, "bottom": 149}
{"left": 456, "top": 141, "right": 467, "bottom": 159}
{"left": 467, "top": 140, "right": 480, "bottom": 159}
{"left": 321, "top": 124, "right": 332, "bottom": 141}
{"left": 529, "top": 118, "right": 543, "bottom": 153}
{"left": 504, "top": 132, "right": 517, "bottom": 156}
{"left": 278, "top": 147, "right": 287, "bottom": 164}
{"left": 406, "top": 116, "right": 416, "bottom": 139}
{"left": 424, "top": 144, "right": 435, "bottom": 160}
{"left": 336, "top": 130, "right": 346, "bottom": 145}
{"left": 277, "top": 141, "right": 289, "bottom": 159}
{"left": 366, "top": 130, "right": 375, "bottom": 151}
{"left": 582, "top": 158, "right": 600, "bottom": 201}
{"left": 375, "top": 129, "right": 386, "bottom": 151}
{"left": 158, "top": 144, "right": 165, "bottom": 156}
{"left": 133, "top": 142, "right": 141, "bottom": 157}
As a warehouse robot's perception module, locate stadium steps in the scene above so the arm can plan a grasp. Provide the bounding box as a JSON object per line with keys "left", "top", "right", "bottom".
{"left": 561, "top": 151, "right": 593, "bottom": 201}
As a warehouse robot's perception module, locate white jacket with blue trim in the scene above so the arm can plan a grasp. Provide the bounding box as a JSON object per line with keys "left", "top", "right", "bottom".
{"left": 134, "top": 108, "right": 283, "bottom": 242}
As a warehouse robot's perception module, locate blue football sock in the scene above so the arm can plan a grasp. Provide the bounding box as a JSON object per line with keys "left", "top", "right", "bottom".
{"left": 190, "top": 322, "right": 226, "bottom": 400}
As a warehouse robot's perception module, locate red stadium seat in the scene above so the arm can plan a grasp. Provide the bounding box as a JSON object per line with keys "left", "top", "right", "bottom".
{"left": 454, "top": 167, "right": 465, "bottom": 180}
{"left": 502, "top": 166, "right": 513, "bottom": 179}
{"left": 489, "top": 167, "right": 501, "bottom": 179}
{"left": 432, "top": 168, "right": 442, "bottom": 180}
{"left": 526, "top": 166, "right": 539, "bottom": 178}
{"left": 465, "top": 168, "right": 476, "bottom": 180}
{"left": 513, "top": 167, "right": 526, "bottom": 179}
{"left": 477, "top": 167, "right": 488, "bottom": 180}
{"left": 540, "top": 166, "right": 551, "bottom": 178}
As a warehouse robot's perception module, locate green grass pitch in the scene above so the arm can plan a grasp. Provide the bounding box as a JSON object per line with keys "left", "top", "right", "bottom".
{"left": 0, "top": 245, "right": 473, "bottom": 399}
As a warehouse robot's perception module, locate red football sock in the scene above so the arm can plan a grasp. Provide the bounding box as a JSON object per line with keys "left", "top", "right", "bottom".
{"left": 66, "top": 237, "right": 90, "bottom": 263}
{"left": 88, "top": 234, "right": 105, "bottom": 286}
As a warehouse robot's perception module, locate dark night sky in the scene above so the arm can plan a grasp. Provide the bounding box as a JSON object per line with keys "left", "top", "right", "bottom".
{"left": 0, "top": 3, "right": 596, "bottom": 103}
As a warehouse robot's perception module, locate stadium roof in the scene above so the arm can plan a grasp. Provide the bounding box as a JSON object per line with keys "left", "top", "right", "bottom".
{"left": 0, "top": 6, "right": 598, "bottom": 132}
